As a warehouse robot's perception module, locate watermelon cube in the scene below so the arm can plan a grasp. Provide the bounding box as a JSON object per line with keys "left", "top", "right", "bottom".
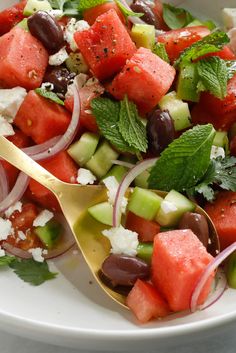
{"left": 74, "top": 9, "right": 136, "bottom": 81}
{"left": 152, "top": 229, "right": 214, "bottom": 312}
{"left": 0, "top": 27, "right": 48, "bottom": 90}
{"left": 109, "top": 47, "right": 176, "bottom": 114}
{"left": 14, "top": 91, "right": 71, "bottom": 144}
{"left": 126, "top": 279, "right": 170, "bottom": 323}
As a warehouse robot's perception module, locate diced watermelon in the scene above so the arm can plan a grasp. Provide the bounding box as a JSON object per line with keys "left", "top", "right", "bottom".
{"left": 126, "top": 279, "right": 170, "bottom": 323}
{"left": 109, "top": 47, "right": 176, "bottom": 114}
{"left": 1, "top": 130, "right": 31, "bottom": 189}
{"left": 83, "top": 2, "right": 125, "bottom": 25}
{"left": 0, "top": 27, "right": 48, "bottom": 90}
{"left": 0, "top": 0, "right": 26, "bottom": 36}
{"left": 205, "top": 191, "right": 236, "bottom": 250}
{"left": 125, "top": 211, "right": 160, "bottom": 242}
{"left": 152, "top": 229, "right": 214, "bottom": 312}
{"left": 28, "top": 151, "right": 78, "bottom": 211}
{"left": 14, "top": 90, "right": 71, "bottom": 144}
{"left": 158, "top": 26, "right": 210, "bottom": 63}
{"left": 200, "top": 46, "right": 236, "bottom": 60}
{"left": 191, "top": 103, "right": 226, "bottom": 130}
{"left": 152, "top": 0, "right": 169, "bottom": 31}
{"left": 230, "top": 136, "right": 236, "bottom": 156}
{"left": 74, "top": 9, "right": 136, "bottom": 81}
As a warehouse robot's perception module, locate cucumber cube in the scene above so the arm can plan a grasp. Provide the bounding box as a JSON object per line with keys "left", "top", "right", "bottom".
{"left": 156, "top": 190, "right": 195, "bottom": 227}
{"left": 177, "top": 63, "right": 200, "bottom": 102}
{"left": 85, "top": 141, "right": 119, "bottom": 178}
{"left": 159, "top": 91, "right": 192, "bottom": 131}
{"left": 23, "top": 0, "right": 52, "bottom": 16}
{"left": 134, "top": 170, "right": 150, "bottom": 189}
{"left": 102, "top": 165, "right": 128, "bottom": 183}
{"left": 34, "top": 219, "right": 62, "bottom": 249}
{"left": 16, "top": 18, "right": 29, "bottom": 31}
{"left": 67, "top": 132, "right": 99, "bottom": 166}
{"left": 131, "top": 24, "right": 155, "bottom": 49}
{"left": 127, "top": 187, "right": 163, "bottom": 220}
{"left": 88, "top": 202, "right": 113, "bottom": 226}
{"left": 213, "top": 131, "right": 229, "bottom": 151}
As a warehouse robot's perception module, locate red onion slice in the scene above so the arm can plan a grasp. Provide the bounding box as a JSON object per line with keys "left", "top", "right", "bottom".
{"left": 0, "top": 172, "right": 29, "bottom": 214}
{"left": 111, "top": 159, "right": 135, "bottom": 168}
{"left": 200, "top": 269, "right": 227, "bottom": 310}
{"left": 190, "top": 242, "right": 236, "bottom": 312}
{"left": 22, "top": 136, "right": 61, "bottom": 157}
{"left": 113, "top": 158, "right": 157, "bottom": 227}
{"left": 0, "top": 162, "right": 9, "bottom": 202}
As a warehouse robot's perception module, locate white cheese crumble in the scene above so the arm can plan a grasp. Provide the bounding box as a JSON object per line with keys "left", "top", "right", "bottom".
{"left": 103, "top": 176, "right": 128, "bottom": 213}
{"left": 47, "top": 9, "right": 63, "bottom": 19}
{"left": 0, "top": 247, "right": 5, "bottom": 257}
{"left": 0, "top": 115, "right": 15, "bottom": 136}
{"left": 222, "top": 8, "right": 236, "bottom": 30}
{"left": 66, "top": 52, "right": 89, "bottom": 74}
{"left": 66, "top": 73, "right": 88, "bottom": 99}
{"left": 0, "top": 87, "right": 27, "bottom": 122}
{"left": 49, "top": 47, "right": 69, "bottom": 66}
{"left": 210, "top": 145, "right": 225, "bottom": 159}
{"left": 160, "top": 200, "right": 178, "bottom": 214}
{"left": 18, "top": 231, "right": 26, "bottom": 241}
{"left": 41, "top": 82, "right": 54, "bottom": 91}
{"left": 64, "top": 19, "right": 90, "bottom": 51}
{"left": 28, "top": 248, "right": 45, "bottom": 262}
{"left": 5, "top": 201, "right": 22, "bottom": 218}
{"left": 102, "top": 225, "right": 139, "bottom": 256}
{"left": 33, "top": 210, "right": 54, "bottom": 227}
{"left": 228, "top": 28, "right": 236, "bottom": 54}
{"left": 0, "top": 218, "right": 13, "bottom": 241}
{"left": 76, "top": 168, "right": 96, "bottom": 185}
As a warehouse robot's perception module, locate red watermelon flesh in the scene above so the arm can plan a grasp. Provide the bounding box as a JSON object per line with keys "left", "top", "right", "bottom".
{"left": 152, "top": 229, "right": 214, "bottom": 312}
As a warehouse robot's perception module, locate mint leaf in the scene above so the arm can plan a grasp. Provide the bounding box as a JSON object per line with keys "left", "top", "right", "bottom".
{"left": 118, "top": 96, "right": 147, "bottom": 153}
{"left": 148, "top": 124, "right": 215, "bottom": 191}
{"left": 163, "top": 3, "right": 194, "bottom": 29}
{"left": 91, "top": 97, "right": 136, "bottom": 153}
{"left": 115, "top": 0, "right": 143, "bottom": 18}
{"left": 175, "top": 30, "right": 230, "bottom": 67}
{"left": 48, "top": 0, "right": 79, "bottom": 14}
{"left": 152, "top": 42, "right": 170, "bottom": 63}
{"left": 78, "top": 0, "right": 107, "bottom": 12}
{"left": 35, "top": 88, "right": 64, "bottom": 106}
{"left": 197, "top": 57, "right": 228, "bottom": 99}
{"left": 9, "top": 258, "right": 57, "bottom": 286}
{"left": 0, "top": 255, "right": 15, "bottom": 267}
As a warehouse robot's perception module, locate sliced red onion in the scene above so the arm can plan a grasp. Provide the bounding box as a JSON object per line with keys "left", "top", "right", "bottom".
{"left": 29, "top": 84, "right": 81, "bottom": 161}
{"left": 111, "top": 159, "right": 135, "bottom": 169}
{"left": 113, "top": 158, "right": 158, "bottom": 227}
{"left": 0, "top": 162, "right": 9, "bottom": 202}
{"left": 0, "top": 172, "right": 29, "bottom": 214}
{"left": 2, "top": 242, "right": 32, "bottom": 259}
{"left": 190, "top": 242, "right": 236, "bottom": 312}
{"left": 22, "top": 136, "right": 61, "bottom": 157}
{"left": 200, "top": 269, "right": 227, "bottom": 310}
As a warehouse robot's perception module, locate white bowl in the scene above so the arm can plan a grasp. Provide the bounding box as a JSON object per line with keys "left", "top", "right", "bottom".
{"left": 1, "top": 0, "right": 236, "bottom": 351}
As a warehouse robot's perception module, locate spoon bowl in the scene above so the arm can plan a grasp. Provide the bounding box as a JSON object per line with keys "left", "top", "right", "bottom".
{"left": 0, "top": 136, "right": 219, "bottom": 308}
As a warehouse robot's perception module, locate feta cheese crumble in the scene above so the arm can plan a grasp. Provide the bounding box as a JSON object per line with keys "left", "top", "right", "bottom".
{"left": 228, "top": 28, "right": 236, "bottom": 54}
{"left": 0, "top": 247, "right": 5, "bottom": 257}
{"left": 33, "top": 210, "right": 54, "bottom": 227}
{"left": 49, "top": 47, "right": 69, "bottom": 66}
{"left": 41, "top": 82, "right": 54, "bottom": 91}
{"left": 0, "top": 218, "right": 13, "bottom": 241}
{"left": 5, "top": 201, "right": 22, "bottom": 218}
{"left": 103, "top": 176, "right": 128, "bottom": 213}
{"left": 222, "top": 8, "right": 236, "bottom": 30}
{"left": 210, "top": 145, "right": 225, "bottom": 159}
{"left": 28, "top": 248, "right": 45, "bottom": 262}
{"left": 76, "top": 168, "right": 96, "bottom": 185}
{"left": 0, "top": 87, "right": 27, "bottom": 122}
{"left": 18, "top": 231, "right": 26, "bottom": 241}
{"left": 160, "top": 200, "right": 178, "bottom": 214}
{"left": 64, "top": 19, "right": 90, "bottom": 51}
{"left": 102, "top": 225, "right": 139, "bottom": 256}
{"left": 0, "top": 115, "right": 15, "bottom": 136}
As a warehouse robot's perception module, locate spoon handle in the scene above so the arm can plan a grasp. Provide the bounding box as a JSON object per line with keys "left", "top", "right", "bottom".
{"left": 0, "top": 136, "right": 61, "bottom": 194}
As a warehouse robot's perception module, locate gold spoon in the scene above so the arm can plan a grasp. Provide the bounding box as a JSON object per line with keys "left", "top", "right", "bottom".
{"left": 0, "top": 136, "right": 219, "bottom": 308}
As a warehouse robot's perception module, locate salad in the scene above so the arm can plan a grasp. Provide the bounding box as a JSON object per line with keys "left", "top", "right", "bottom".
{"left": 1, "top": 0, "right": 236, "bottom": 324}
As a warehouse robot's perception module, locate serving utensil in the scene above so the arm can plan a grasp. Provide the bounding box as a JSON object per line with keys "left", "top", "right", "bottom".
{"left": 0, "top": 135, "right": 219, "bottom": 307}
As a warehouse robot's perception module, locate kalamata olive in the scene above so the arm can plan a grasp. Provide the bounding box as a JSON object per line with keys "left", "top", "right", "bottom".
{"left": 43, "top": 67, "right": 75, "bottom": 96}
{"left": 178, "top": 212, "right": 209, "bottom": 248}
{"left": 101, "top": 254, "right": 150, "bottom": 287}
{"left": 146, "top": 109, "right": 175, "bottom": 155}
{"left": 28, "top": 11, "right": 65, "bottom": 54}
{"left": 130, "top": 0, "right": 157, "bottom": 26}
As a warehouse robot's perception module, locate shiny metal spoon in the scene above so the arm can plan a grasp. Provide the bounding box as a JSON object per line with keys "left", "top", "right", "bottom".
{"left": 0, "top": 136, "right": 219, "bottom": 307}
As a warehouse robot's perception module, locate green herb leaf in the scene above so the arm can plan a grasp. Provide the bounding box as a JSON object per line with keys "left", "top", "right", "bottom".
{"left": 118, "top": 96, "right": 147, "bottom": 153}
{"left": 9, "top": 258, "right": 57, "bottom": 286}
{"left": 35, "top": 88, "right": 64, "bottom": 106}
{"left": 148, "top": 124, "right": 215, "bottom": 191}
{"left": 175, "top": 30, "right": 230, "bottom": 67}
{"left": 91, "top": 97, "right": 136, "bottom": 153}
{"left": 197, "top": 57, "right": 228, "bottom": 99}
{"left": 152, "top": 42, "right": 170, "bottom": 63}
{"left": 115, "top": 0, "right": 143, "bottom": 18}
{"left": 0, "top": 255, "right": 15, "bottom": 267}
{"left": 78, "top": 0, "right": 107, "bottom": 12}
{"left": 163, "top": 3, "right": 194, "bottom": 29}
{"left": 48, "top": 0, "right": 66, "bottom": 10}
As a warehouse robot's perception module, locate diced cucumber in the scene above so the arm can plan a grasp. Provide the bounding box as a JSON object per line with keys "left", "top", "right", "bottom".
{"left": 131, "top": 24, "right": 155, "bottom": 49}
{"left": 159, "top": 91, "right": 192, "bottom": 131}
{"left": 177, "top": 63, "right": 200, "bottom": 102}
{"left": 102, "top": 165, "right": 128, "bottom": 183}
{"left": 226, "top": 251, "right": 236, "bottom": 289}
{"left": 16, "top": 18, "right": 29, "bottom": 31}
{"left": 34, "top": 219, "right": 62, "bottom": 249}
{"left": 85, "top": 141, "right": 119, "bottom": 178}
{"left": 134, "top": 170, "right": 150, "bottom": 189}
{"left": 186, "top": 19, "right": 203, "bottom": 27}
{"left": 127, "top": 187, "right": 163, "bottom": 221}
{"left": 213, "top": 131, "right": 229, "bottom": 153}
{"left": 137, "top": 242, "right": 153, "bottom": 263}
{"left": 67, "top": 132, "right": 99, "bottom": 166}
{"left": 156, "top": 190, "right": 195, "bottom": 227}
{"left": 23, "top": 0, "right": 52, "bottom": 16}
{"left": 66, "top": 53, "right": 88, "bottom": 74}
{"left": 88, "top": 202, "right": 113, "bottom": 226}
